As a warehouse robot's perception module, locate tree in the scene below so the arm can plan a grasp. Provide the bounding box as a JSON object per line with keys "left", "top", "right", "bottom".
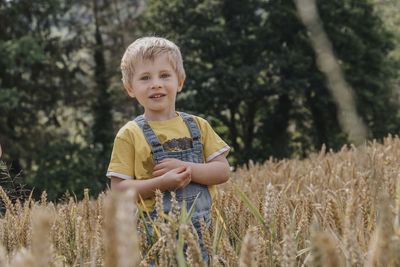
{"left": 0, "top": 0, "right": 145, "bottom": 200}
{"left": 374, "top": 0, "right": 400, "bottom": 102}
{"left": 0, "top": 0, "right": 89, "bottom": 174}
{"left": 141, "top": 0, "right": 399, "bottom": 164}
{"left": 142, "top": 0, "right": 277, "bottom": 163}
{"left": 91, "top": 0, "right": 113, "bottom": 152}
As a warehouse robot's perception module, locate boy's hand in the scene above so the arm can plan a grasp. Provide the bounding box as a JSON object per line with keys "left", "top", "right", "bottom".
{"left": 162, "top": 166, "right": 192, "bottom": 190}
{"left": 153, "top": 158, "right": 187, "bottom": 177}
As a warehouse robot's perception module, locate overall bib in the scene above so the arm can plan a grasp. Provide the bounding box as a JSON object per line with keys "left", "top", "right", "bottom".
{"left": 135, "top": 112, "right": 212, "bottom": 262}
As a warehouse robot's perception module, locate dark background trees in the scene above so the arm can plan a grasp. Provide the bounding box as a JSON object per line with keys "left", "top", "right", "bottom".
{"left": 0, "top": 0, "right": 143, "bottom": 199}
{"left": 142, "top": 0, "right": 399, "bottom": 161}
{"left": 1, "top": 0, "right": 399, "bottom": 200}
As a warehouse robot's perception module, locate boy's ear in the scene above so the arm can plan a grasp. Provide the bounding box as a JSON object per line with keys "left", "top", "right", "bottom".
{"left": 177, "top": 77, "right": 185, "bottom": 93}
{"left": 124, "top": 83, "right": 136, "bottom": 98}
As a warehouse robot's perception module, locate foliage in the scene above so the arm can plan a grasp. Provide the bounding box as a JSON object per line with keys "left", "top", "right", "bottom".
{"left": 141, "top": 0, "right": 400, "bottom": 164}
{"left": 0, "top": 160, "right": 29, "bottom": 213}
{"left": 1, "top": 0, "right": 400, "bottom": 198}
{"left": 31, "top": 141, "right": 107, "bottom": 200}
{"left": 317, "top": 0, "right": 399, "bottom": 138}
{"left": 0, "top": 0, "right": 143, "bottom": 200}
{"left": 374, "top": 0, "right": 400, "bottom": 97}
{"left": 0, "top": 0, "right": 90, "bottom": 175}
{"left": 141, "top": 0, "right": 278, "bottom": 163}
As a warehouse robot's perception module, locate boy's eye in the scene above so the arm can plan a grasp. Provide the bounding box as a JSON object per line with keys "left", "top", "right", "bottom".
{"left": 140, "top": 76, "right": 150, "bottom": 81}
{"left": 161, "top": 73, "right": 170, "bottom": 79}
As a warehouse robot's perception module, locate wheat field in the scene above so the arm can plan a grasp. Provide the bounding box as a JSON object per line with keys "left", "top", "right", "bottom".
{"left": 1, "top": 135, "right": 400, "bottom": 266}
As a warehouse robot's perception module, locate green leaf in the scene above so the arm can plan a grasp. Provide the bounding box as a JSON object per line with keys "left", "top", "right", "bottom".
{"left": 176, "top": 230, "right": 186, "bottom": 267}
{"left": 176, "top": 203, "right": 187, "bottom": 267}
{"left": 185, "top": 192, "right": 200, "bottom": 224}
{"left": 137, "top": 205, "right": 156, "bottom": 245}
{"left": 296, "top": 246, "right": 312, "bottom": 257}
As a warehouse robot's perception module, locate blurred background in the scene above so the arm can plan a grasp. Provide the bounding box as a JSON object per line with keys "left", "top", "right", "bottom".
{"left": 0, "top": 0, "right": 399, "bottom": 200}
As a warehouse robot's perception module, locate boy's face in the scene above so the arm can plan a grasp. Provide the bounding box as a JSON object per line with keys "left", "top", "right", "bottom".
{"left": 125, "top": 54, "right": 184, "bottom": 121}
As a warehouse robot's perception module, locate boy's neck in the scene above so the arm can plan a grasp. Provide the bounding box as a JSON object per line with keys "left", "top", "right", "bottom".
{"left": 143, "top": 111, "right": 179, "bottom": 122}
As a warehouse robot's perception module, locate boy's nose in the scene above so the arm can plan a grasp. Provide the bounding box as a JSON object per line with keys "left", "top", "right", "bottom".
{"left": 151, "top": 80, "right": 162, "bottom": 89}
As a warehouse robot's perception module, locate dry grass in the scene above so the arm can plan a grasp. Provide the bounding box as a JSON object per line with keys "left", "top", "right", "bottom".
{"left": 1, "top": 134, "right": 400, "bottom": 266}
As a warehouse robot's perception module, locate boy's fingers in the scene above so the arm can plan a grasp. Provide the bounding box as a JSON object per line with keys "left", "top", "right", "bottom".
{"left": 157, "top": 158, "right": 173, "bottom": 167}
{"left": 180, "top": 174, "right": 191, "bottom": 188}
{"left": 185, "top": 165, "right": 192, "bottom": 173}
{"left": 152, "top": 169, "right": 164, "bottom": 177}
{"left": 178, "top": 168, "right": 190, "bottom": 181}
{"left": 183, "top": 179, "right": 190, "bottom": 188}
{"left": 165, "top": 166, "right": 185, "bottom": 174}
{"left": 184, "top": 166, "right": 191, "bottom": 177}
{"left": 153, "top": 164, "right": 160, "bottom": 171}
{"left": 177, "top": 168, "right": 189, "bottom": 178}
{"left": 154, "top": 159, "right": 172, "bottom": 170}
{"left": 174, "top": 166, "right": 187, "bottom": 174}
{"left": 153, "top": 162, "right": 166, "bottom": 171}
{"left": 184, "top": 169, "right": 191, "bottom": 184}
{"left": 153, "top": 166, "right": 169, "bottom": 176}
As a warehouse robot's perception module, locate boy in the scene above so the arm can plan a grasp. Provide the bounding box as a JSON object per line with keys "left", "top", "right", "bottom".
{"left": 106, "top": 37, "right": 230, "bottom": 262}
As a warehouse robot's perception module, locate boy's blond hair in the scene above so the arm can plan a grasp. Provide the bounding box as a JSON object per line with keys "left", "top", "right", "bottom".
{"left": 121, "top": 37, "right": 186, "bottom": 87}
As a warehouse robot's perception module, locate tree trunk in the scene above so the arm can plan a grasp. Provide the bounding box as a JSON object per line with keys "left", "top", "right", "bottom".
{"left": 92, "top": 0, "right": 113, "bottom": 151}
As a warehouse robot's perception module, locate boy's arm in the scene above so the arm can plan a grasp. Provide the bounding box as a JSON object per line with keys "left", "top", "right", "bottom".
{"left": 152, "top": 153, "right": 230, "bottom": 186}
{"left": 111, "top": 166, "right": 192, "bottom": 199}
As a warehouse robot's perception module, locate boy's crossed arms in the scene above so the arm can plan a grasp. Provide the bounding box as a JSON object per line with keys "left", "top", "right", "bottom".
{"left": 111, "top": 153, "right": 229, "bottom": 200}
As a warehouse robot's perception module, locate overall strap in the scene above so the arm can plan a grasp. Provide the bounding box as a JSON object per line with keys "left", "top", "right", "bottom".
{"left": 134, "top": 115, "right": 164, "bottom": 154}
{"left": 178, "top": 112, "right": 202, "bottom": 151}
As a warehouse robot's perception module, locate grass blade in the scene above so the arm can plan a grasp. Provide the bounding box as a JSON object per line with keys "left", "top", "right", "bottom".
{"left": 185, "top": 192, "right": 200, "bottom": 224}
{"left": 233, "top": 183, "right": 267, "bottom": 230}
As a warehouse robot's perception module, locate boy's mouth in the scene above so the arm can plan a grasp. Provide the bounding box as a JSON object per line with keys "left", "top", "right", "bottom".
{"left": 149, "top": 93, "right": 166, "bottom": 99}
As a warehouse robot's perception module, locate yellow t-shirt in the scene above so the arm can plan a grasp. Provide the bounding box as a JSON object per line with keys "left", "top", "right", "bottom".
{"left": 107, "top": 112, "right": 230, "bottom": 211}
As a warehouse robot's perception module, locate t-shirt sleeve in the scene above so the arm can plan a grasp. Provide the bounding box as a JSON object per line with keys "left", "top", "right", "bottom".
{"left": 106, "top": 131, "right": 135, "bottom": 180}
{"left": 196, "top": 116, "right": 230, "bottom": 162}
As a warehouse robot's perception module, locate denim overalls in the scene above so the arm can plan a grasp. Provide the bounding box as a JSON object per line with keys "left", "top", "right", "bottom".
{"left": 135, "top": 112, "right": 212, "bottom": 262}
